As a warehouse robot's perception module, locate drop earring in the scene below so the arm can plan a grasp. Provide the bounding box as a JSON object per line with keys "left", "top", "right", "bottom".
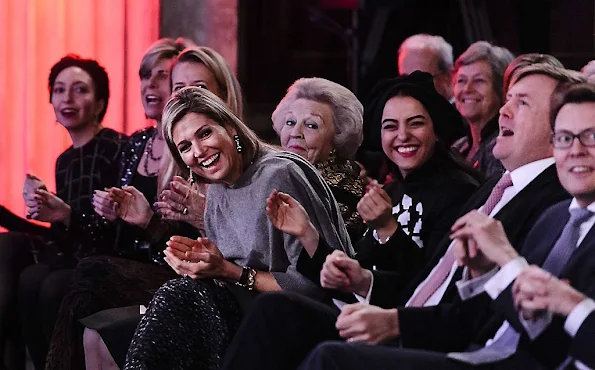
{"left": 188, "top": 167, "right": 195, "bottom": 185}
{"left": 233, "top": 134, "right": 243, "bottom": 153}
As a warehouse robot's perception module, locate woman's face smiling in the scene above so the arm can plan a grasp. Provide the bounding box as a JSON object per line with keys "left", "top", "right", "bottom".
{"left": 279, "top": 98, "right": 336, "bottom": 164}
{"left": 172, "top": 112, "right": 242, "bottom": 185}
{"left": 51, "top": 66, "right": 103, "bottom": 131}
{"left": 381, "top": 95, "right": 437, "bottom": 177}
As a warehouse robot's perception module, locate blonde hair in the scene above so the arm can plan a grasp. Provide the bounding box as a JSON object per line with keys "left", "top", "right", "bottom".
{"left": 158, "top": 46, "right": 244, "bottom": 192}
{"left": 173, "top": 46, "right": 244, "bottom": 119}
{"left": 162, "top": 87, "right": 262, "bottom": 183}
{"left": 139, "top": 38, "right": 195, "bottom": 80}
{"left": 271, "top": 77, "right": 363, "bottom": 160}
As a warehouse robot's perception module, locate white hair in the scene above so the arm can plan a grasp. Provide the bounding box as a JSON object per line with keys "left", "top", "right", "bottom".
{"left": 398, "top": 33, "right": 454, "bottom": 72}
{"left": 271, "top": 78, "right": 363, "bottom": 160}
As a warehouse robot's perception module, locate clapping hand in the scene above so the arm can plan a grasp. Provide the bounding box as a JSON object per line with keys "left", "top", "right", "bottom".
{"left": 93, "top": 189, "right": 119, "bottom": 221}
{"left": 107, "top": 186, "right": 153, "bottom": 228}
{"left": 320, "top": 250, "right": 372, "bottom": 297}
{"left": 26, "top": 188, "right": 71, "bottom": 224}
{"left": 266, "top": 190, "right": 319, "bottom": 257}
{"left": 356, "top": 184, "right": 397, "bottom": 240}
{"left": 155, "top": 176, "right": 206, "bottom": 230}
{"left": 163, "top": 236, "right": 229, "bottom": 279}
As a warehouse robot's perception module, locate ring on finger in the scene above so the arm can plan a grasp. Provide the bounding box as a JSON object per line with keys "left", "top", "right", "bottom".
{"left": 182, "top": 207, "right": 189, "bottom": 215}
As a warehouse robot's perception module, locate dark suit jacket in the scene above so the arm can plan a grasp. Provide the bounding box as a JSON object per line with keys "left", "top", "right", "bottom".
{"left": 399, "top": 200, "right": 595, "bottom": 368}
{"left": 370, "top": 164, "right": 570, "bottom": 308}
{"left": 572, "top": 310, "right": 595, "bottom": 368}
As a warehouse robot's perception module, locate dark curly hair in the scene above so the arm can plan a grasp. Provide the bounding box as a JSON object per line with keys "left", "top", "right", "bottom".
{"left": 48, "top": 54, "right": 110, "bottom": 122}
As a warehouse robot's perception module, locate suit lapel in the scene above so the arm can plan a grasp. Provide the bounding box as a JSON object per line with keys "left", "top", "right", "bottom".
{"left": 523, "top": 207, "right": 569, "bottom": 266}
{"left": 562, "top": 219, "right": 595, "bottom": 277}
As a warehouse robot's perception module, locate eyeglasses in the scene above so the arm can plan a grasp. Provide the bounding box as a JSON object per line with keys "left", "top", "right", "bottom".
{"left": 552, "top": 128, "right": 595, "bottom": 149}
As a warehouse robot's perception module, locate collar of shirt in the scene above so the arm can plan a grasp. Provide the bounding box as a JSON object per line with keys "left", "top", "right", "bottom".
{"left": 568, "top": 198, "right": 595, "bottom": 247}
{"left": 508, "top": 157, "right": 555, "bottom": 192}
{"left": 484, "top": 157, "right": 555, "bottom": 217}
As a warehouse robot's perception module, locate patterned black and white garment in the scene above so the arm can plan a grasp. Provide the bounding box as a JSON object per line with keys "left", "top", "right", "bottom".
{"left": 355, "top": 154, "right": 480, "bottom": 277}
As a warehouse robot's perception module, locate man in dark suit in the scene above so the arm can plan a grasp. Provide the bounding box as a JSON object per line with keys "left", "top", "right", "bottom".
{"left": 219, "top": 65, "right": 582, "bottom": 370}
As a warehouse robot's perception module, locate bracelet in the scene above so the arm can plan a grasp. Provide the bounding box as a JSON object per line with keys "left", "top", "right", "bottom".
{"left": 235, "top": 266, "right": 257, "bottom": 291}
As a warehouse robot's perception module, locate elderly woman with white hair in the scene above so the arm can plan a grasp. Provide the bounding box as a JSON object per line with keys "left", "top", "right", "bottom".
{"left": 272, "top": 77, "right": 366, "bottom": 241}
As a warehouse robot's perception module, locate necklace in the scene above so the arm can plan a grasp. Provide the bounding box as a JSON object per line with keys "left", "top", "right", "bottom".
{"left": 143, "top": 135, "right": 163, "bottom": 176}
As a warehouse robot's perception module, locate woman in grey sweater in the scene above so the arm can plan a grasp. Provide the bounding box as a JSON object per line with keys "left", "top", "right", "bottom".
{"left": 119, "top": 86, "right": 353, "bottom": 369}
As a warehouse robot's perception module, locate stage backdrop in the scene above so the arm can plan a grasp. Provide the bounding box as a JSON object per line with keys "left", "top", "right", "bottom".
{"left": 0, "top": 0, "right": 160, "bottom": 225}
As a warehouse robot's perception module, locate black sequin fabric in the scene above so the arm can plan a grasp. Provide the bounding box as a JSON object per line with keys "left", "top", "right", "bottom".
{"left": 124, "top": 277, "right": 242, "bottom": 370}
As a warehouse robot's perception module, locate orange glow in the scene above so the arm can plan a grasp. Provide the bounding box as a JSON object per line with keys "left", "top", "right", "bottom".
{"left": 0, "top": 0, "right": 160, "bottom": 225}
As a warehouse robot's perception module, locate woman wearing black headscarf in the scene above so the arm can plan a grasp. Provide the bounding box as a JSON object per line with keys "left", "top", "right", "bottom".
{"left": 353, "top": 71, "right": 482, "bottom": 274}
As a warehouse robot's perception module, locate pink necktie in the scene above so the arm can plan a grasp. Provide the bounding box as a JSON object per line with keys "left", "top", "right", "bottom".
{"left": 407, "top": 173, "right": 514, "bottom": 307}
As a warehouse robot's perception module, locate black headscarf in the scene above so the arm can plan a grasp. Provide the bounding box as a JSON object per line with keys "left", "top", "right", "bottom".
{"left": 362, "top": 71, "right": 467, "bottom": 153}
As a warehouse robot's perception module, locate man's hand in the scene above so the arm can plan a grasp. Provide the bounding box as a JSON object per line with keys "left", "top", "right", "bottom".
{"left": 320, "top": 250, "right": 372, "bottom": 297}
{"left": 335, "top": 303, "right": 399, "bottom": 344}
{"left": 450, "top": 210, "right": 518, "bottom": 277}
{"left": 513, "top": 265, "right": 586, "bottom": 319}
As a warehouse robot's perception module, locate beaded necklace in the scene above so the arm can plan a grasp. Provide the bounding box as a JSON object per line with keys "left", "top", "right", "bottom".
{"left": 143, "top": 135, "right": 163, "bottom": 177}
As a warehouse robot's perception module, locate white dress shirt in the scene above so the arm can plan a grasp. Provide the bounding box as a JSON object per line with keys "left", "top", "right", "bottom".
{"left": 405, "top": 158, "right": 556, "bottom": 307}
{"left": 477, "top": 199, "right": 595, "bottom": 358}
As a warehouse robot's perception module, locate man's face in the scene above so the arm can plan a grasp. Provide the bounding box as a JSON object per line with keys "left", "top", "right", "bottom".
{"left": 553, "top": 102, "right": 595, "bottom": 207}
{"left": 398, "top": 47, "right": 453, "bottom": 101}
{"left": 493, "top": 74, "right": 557, "bottom": 171}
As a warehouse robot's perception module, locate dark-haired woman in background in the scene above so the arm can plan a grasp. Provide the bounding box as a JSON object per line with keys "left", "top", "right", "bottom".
{"left": 0, "top": 55, "right": 125, "bottom": 370}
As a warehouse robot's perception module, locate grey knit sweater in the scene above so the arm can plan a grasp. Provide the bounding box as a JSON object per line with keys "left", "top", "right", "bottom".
{"left": 204, "top": 149, "right": 353, "bottom": 299}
